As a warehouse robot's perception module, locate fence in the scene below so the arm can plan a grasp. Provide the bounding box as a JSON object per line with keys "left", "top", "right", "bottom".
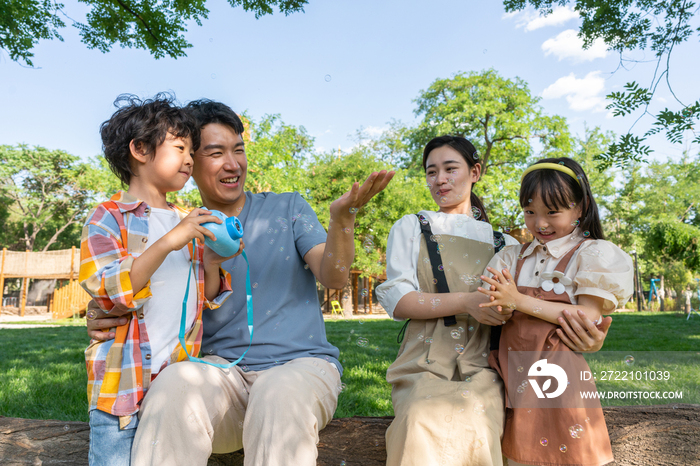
{"left": 49, "top": 280, "right": 91, "bottom": 320}
{"left": 0, "top": 247, "right": 89, "bottom": 317}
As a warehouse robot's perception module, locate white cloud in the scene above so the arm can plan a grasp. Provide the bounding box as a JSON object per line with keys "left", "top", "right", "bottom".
{"left": 525, "top": 6, "right": 579, "bottom": 31}
{"left": 542, "top": 29, "right": 609, "bottom": 62}
{"left": 363, "top": 125, "right": 386, "bottom": 138}
{"left": 504, "top": 6, "right": 578, "bottom": 31}
{"left": 542, "top": 71, "right": 607, "bottom": 112}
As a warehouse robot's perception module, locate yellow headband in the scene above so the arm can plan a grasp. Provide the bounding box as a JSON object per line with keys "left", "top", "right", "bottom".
{"left": 521, "top": 163, "right": 581, "bottom": 186}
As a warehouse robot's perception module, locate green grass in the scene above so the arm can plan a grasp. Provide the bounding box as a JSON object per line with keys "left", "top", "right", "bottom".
{"left": 0, "top": 312, "right": 697, "bottom": 422}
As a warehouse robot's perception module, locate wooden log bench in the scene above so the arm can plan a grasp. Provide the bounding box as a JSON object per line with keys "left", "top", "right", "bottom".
{"left": 2, "top": 405, "right": 699, "bottom": 465}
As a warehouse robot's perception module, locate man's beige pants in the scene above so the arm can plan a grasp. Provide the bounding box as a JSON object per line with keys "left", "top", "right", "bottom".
{"left": 130, "top": 356, "right": 340, "bottom": 466}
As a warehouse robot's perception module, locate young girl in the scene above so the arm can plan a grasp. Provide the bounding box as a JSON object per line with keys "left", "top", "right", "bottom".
{"left": 478, "top": 158, "right": 634, "bottom": 466}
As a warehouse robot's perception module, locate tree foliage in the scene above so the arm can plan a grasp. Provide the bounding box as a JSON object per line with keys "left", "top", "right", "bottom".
{"left": 0, "top": 145, "right": 92, "bottom": 251}
{"left": 409, "top": 69, "right": 572, "bottom": 175}
{"left": 504, "top": 0, "right": 700, "bottom": 167}
{"left": 305, "top": 148, "right": 433, "bottom": 277}
{"left": 2, "top": 0, "right": 308, "bottom": 66}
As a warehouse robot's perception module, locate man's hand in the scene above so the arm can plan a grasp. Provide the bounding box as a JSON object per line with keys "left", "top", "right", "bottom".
{"left": 87, "top": 314, "right": 127, "bottom": 340}
{"left": 328, "top": 170, "right": 395, "bottom": 223}
{"left": 557, "top": 309, "right": 611, "bottom": 353}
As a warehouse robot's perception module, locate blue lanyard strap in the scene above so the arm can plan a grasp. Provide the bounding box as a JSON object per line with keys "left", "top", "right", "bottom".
{"left": 178, "top": 240, "right": 254, "bottom": 368}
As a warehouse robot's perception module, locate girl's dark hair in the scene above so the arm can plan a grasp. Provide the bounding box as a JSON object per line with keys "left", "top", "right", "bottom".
{"left": 519, "top": 157, "right": 604, "bottom": 240}
{"left": 100, "top": 92, "right": 200, "bottom": 186}
{"left": 422, "top": 135, "right": 490, "bottom": 223}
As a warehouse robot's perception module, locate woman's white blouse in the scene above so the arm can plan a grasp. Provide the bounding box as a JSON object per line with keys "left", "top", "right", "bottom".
{"left": 376, "top": 211, "right": 519, "bottom": 320}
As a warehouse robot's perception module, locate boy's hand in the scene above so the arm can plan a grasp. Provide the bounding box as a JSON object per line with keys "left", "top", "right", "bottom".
{"left": 477, "top": 267, "right": 521, "bottom": 310}
{"left": 163, "top": 208, "right": 221, "bottom": 252}
{"left": 204, "top": 239, "right": 245, "bottom": 265}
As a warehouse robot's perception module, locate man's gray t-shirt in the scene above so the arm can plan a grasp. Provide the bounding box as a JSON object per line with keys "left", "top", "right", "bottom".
{"left": 201, "top": 191, "right": 342, "bottom": 374}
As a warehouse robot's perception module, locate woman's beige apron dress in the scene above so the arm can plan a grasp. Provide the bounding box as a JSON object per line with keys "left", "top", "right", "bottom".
{"left": 488, "top": 241, "right": 614, "bottom": 466}
{"left": 386, "top": 233, "right": 506, "bottom": 466}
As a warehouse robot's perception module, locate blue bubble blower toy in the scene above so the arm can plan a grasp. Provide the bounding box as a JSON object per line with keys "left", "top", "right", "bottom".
{"left": 178, "top": 210, "right": 254, "bottom": 368}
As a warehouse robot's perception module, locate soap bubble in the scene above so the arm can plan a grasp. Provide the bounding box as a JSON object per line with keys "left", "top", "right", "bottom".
{"left": 569, "top": 424, "right": 584, "bottom": 438}
{"left": 451, "top": 329, "right": 461, "bottom": 339}
{"left": 211, "top": 73, "right": 216, "bottom": 79}
{"left": 419, "top": 215, "right": 429, "bottom": 225}
{"left": 473, "top": 401, "right": 485, "bottom": 414}
{"left": 571, "top": 219, "right": 580, "bottom": 227}
{"left": 540, "top": 437, "right": 548, "bottom": 447}
{"left": 457, "top": 326, "right": 465, "bottom": 333}
{"left": 468, "top": 326, "right": 474, "bottom": 332}
{"left": 252, "top": 282, "right": 258, "bottom": 288}
{"left": 363, "top": 236, "right": 375, "bottom": 252}
{"left": 357, "top": 337, "right": 369, "bottom": 347}
{"left": 63, "top": 425, "right": 70, "bottom": 431}
{"left": 517, "top": 366, "right": 524, "bottom": 372}
{"left": 439, "top": 196, "right": 447, "bottom": 203}
{"left": 430, "top": 298, "right": 441, "bottom": 308}
{"left": 461, "top": 390, "right": 470, "bottom": 398}
{"left": 349, "top": 207, "right": 359, "bottom": 214}
{"left": 624, "top": 355, "right": 635, "bottom": 366}
{"left": 465, "top": 376, "right": 472, "bottom": 382}
{"left": 455, "top": 344, "right": 465, "bottom": 353}
{"left": 424, "top": 337, "right": 433, "bottom": 344}
{"left": 583, "top": 230, "right": 591, "bottom": 237}
{"left": 560, "top": 444, "right": 567, "bottom": 453}
{"left": 325, "top": 74, "right": 332, "bottom": 82}
{"left": 86, "top": 309, "right": 97, "bottom": 320}
{"left": 471, "top": 206, "right": 481, "bottom": 219}
{"left": 358, "top": 319, "right": 364, "bottom": 325}
{"left": 360, "top": 288, "right": 368, "bottom": 297}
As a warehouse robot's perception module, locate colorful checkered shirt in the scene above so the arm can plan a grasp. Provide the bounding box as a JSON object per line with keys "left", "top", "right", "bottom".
{"left": 79, "top": 191, "right": 232, "bottom": 423}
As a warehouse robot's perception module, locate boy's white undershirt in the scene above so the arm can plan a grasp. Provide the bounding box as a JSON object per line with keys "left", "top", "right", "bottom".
{"left": 143, "top": 207, "right": 197, "bottom": 374}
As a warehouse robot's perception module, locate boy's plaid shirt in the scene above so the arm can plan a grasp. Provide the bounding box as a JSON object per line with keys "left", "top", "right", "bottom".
{"left": 79, "top": 191, "right": 232, "bottom": 423}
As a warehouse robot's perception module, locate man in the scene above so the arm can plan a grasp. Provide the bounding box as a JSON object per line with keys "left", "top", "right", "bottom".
{"left": 87, "top": 99, "right": 394, "bottom": 465}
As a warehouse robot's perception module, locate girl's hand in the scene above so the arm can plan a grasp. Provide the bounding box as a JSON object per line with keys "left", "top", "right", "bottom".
{"left": 557, "top": 309, "right": 611, "bottom": 353}
{"left": 477, "top": 267, "right": 521, "bottom": 310}
{"left": 163, "top": 208, "right": 220, "bottom": 252}
{"left": 204, "top": 239, "right": 245, "bottom": 265}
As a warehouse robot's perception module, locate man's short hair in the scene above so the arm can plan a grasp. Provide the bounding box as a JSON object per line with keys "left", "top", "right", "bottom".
{"left": 100, "top": 92, "right": 200, "bottom": 185}
{"left": 184, "top": 99, "right": 245, "bottom": 135}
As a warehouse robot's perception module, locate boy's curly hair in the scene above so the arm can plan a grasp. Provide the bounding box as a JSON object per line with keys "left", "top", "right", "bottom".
{"left": 100, "top": 92, "right": 200, "bottom": 185}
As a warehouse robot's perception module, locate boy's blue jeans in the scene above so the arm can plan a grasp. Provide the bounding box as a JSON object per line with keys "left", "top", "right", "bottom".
{"left": 89, "top": 409, "right": 139, "bottom": 466}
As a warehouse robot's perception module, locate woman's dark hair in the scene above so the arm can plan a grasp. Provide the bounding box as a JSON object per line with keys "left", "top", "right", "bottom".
{"left": 184, "top": 99, "right": 245, "bottom": 135}
{"left": 100, "top": 92, "right": 200, "bottom": 186}
{"left": 422, "top": 135, "right": 490, "bottom": 223}
{"left": 519, "top": 157, "right": 604, "bottom": 240}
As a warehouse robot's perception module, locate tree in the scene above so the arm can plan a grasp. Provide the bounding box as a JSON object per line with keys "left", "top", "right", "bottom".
{"left": 504, "top": 0, "right": 700, "bottom": 167}
{"left": 409, "top": 69, "right": 572, "bottom": 175}
{"left": 305, "top": 148, "right": 433, "bottom": 278}
{"left": 0, "top": 145, "right": 92, "bottom": 251}
{"left": 602, "top": 153, "right": 700, "bottom": 292}
{"left": 2, "top": 0, "right": 308, "bottom": 66}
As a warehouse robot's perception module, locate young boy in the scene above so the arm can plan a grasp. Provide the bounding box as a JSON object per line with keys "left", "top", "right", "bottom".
{"left": 79, "top": 93, "right": 237, "bottom": 465}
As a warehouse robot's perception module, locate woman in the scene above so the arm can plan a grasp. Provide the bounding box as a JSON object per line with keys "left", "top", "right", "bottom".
{"left": 376, "top": 136, "right": 609, "bottom": 466}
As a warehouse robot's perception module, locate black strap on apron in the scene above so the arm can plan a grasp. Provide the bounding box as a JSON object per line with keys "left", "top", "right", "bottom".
{"left": 397, "top": 214, "right": 506, "bottom": 344}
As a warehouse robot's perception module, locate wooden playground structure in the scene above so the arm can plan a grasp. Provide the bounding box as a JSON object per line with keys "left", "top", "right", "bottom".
{"left": 0, "top": 247, "right": 90, "bottom": 319}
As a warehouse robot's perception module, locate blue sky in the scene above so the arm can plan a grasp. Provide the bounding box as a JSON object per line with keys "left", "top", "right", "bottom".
{"left": 1, "top": 0, "right": 698, "bottom": 162}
